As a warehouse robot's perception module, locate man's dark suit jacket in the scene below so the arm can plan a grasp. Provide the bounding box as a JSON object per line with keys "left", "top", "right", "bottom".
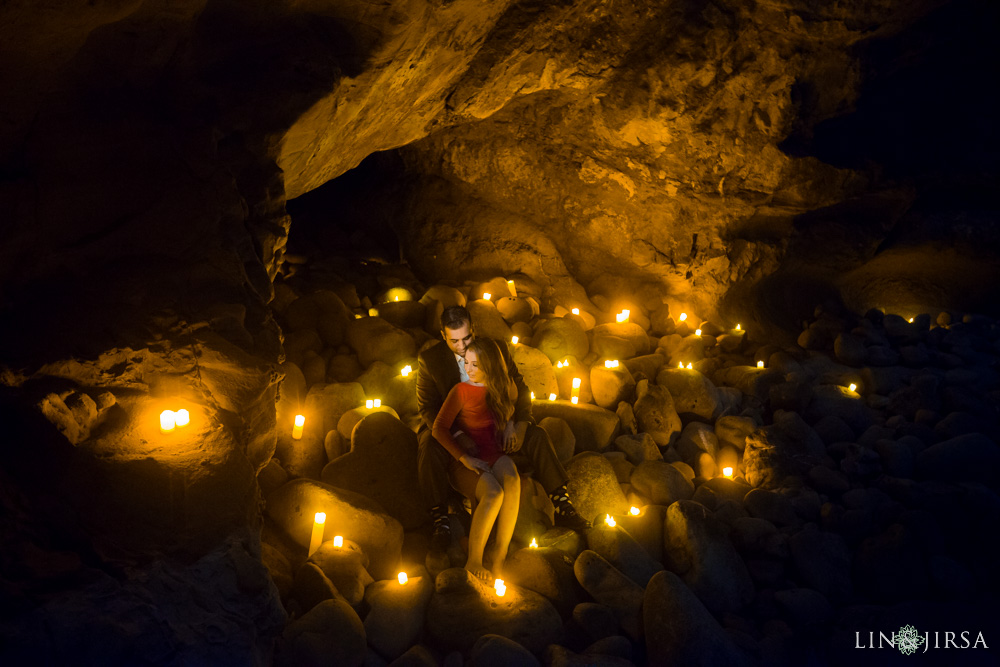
{"left": 416, "top": 337, "right": 533, "bottom": 432}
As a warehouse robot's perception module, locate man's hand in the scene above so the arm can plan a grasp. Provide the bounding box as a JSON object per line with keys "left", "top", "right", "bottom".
{"left": 460, "top": 454, "right": 491, "bottom": 473}
{"left": 504, "top": 420, "right": 529, "bottom": 453}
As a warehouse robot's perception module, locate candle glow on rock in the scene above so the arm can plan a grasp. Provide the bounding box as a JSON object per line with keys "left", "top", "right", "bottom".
{"left": 616, "top": 309, "right": 630, "bottom": 323}
{"left": 571, "top": 308, "right": 580, "bottom": 315}
{"left": 736, "top": 323, "right": 741, "bottom": 330}
{"left": 695, "top": 328, "right": 702, "bottom": 336}
{"left": 678, "top": 362, "right": 684, "bottom": 369}
{"left": 571, "top": 397, "right": 579, "bottom": 404}
{"left": 373, "top": 398, "right": 381, "bottom": 408}
{"left": 604, "top": 359, "right": 619, "bottom": 368}
{"left": 679, "top": 312, "right": 688, "bottom": 322}
{"left": 292, "top": 414, "right": 305, "bottom": 439}
{"left": 686, "top": 363, "right": 693, "bottom": 369}
{"left": 333, "top": 535, "right": 343, "bottom": 548}
{"left": 511, "top": 336, "right": 519, "bottom": 344}
{"left": 757, "top": 360, "right": 764, "bottom": 368}
{"left": 366, "top": 399, "right": 374, "bottom": 409}
{"left": 629, "top": 506, "right": 640, "bottom": 516}
{"left": 401, "top": 365, "right": 412, "bottom": 377}
{"left": 572, "top": 378, "right": 582, "bottom": 389}
{"left": 529, "top": 538, "right": 538, "bottom": 548}
{"left": 530, "top": 391, "right": 535, "bottom": 400}
{"left": 494, "top": 578, "right": 506, "bottom": 596}
{"left": 604, "top": 514, "right": 616, "bottom": 527}
{"left": 548, "top": 393, "right": 557, "bottom": 401}
{"left": 398, "top": 572, "right": 408, "bottom": 585}
{"left": 722, "top": 466, "right": 734, "bottom": 478}
{"left": 174, "top": 409, "right": 190, "bottom": 427}
{"left": 160, "top": 410, "right": 176, "bottom": 432}
{"left": 483, "top": 292, "right": 491, "bottom": 301}
{"left": 849, "top": 383, "right": 858, "bottom": 392}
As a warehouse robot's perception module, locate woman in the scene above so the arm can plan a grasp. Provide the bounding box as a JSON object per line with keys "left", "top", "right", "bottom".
{"left": 432, "top": 338, "right": 522, "bottom": 582}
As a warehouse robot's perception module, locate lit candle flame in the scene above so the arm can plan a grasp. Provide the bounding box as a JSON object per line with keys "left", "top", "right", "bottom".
{"left": 686, "top": 363, "right": 692, "bottom": 369}
{"left": 483, "top": 292, "right": 491, "bottom": 301}
{"left": 366, "top": 399, "right": 374, "bottom": 409}
{"left": 333, "top": 535, "right": 343, "bottom": 548}
{"left": 160, "top": 410, "right": 176, "bottom": 433}
{"left": 494, "top": 579, "right": 506, "bottom": 596}
{"left": 695, "top": 328, "right": 702, "bottom": 336}
{"left": 736, "top": 323, "right": 741, "bottom": 330}
{"left": 398, "top": 572, "right": 408, "bottom": 585}
{"left": 629, "top": 506, "right": 640, "bottom": 516}
{"left": 394, "top": 296, "right": 399, "bottom": 301}
{"left": 571, "top": 308, "right": 580, "bottom": 315}
{"left": 605, "top": 514, "right": 616, "bottom": 527}
{"left": 175, "top": 409, "right": 190, "bottom": 427}
{"left": 373, "top": 398, "right": 381, "bottom": 408}
{"left": 757, "top": 360, "right": 764, "bottom": 368}
{"left": 529, "top": 538, "right": 538, "bottom": 548}
{"left": 401, "top": 365, "right": 412, "bottom": 377}
{"left": 308, "top": 512, "right": 326, "bottom": 556}
{"left": 548, "top": 393, "right": 556, "bottom": 401}
{"left": 292, "top": 414, "right": 305, "bottom": 439}
{"left": 315, "top": 512, "right": 326, "bottom": 524}
{"left": 572, "top": 378, "right": 582, "bottom": 389}
{"left": 571, "top": 397, "right": 579, "bottom": 404}
{"left": 604, "top": 359, "right": 619, "bottom": 368}
{"left": 530, "top": 391, "right": 535, "bottom": 400}
{"left": 511, "top": 335, "right": 519, "bottom": 344}
{"left": 908, "top": 317, "right": 914, "bottom": 323}
{"left": 679, "top": 312, "right": 688, "bottom": 322}
{"left": 507, "top": 280, "right": 516, "bottom": 297}
{"left": 616, "top": 309, "right": 630, "bottom": 323}
{"left": 678, "top": 362, "right": 683, "bottom": 369}
{"left": 722, "top": 467, "right": 733, "bottom": 477}
{"left": 849, "top": 383, "right": 857, "bottom": 392}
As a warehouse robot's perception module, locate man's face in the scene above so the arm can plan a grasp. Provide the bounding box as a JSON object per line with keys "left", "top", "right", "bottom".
{"left": 442, "top": 322, "right": 474, "bottom": 358}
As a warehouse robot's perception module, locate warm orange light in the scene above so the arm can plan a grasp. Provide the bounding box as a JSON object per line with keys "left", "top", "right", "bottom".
{"left": 616, "top": 309, "right": 630, "bottom": 323}
{"left": 494, "top": 579, "right": 506, "bottom": 596}
{"left": 483, "top": 292, "right": 492, "bottom": 300}
{"left": 735, "top": 323, "right": 741, "bottom": 330}
{"left": 365, "top": 399, "right": 374, "bottom": 409}
{"left": 507, "top": 280, "right": 516, "bottom": 297}
{"left": 292, "top": 414, "right": 305, "bottom": 439}
{"left": 757, "top": 360, "right": 764, "bottom": 368}
{"left": 678, "top": 362, "right": 684, "bottom": 369}
{"left": 604, "top": 359, "right": 619, "bottom": 368}
{"left": 695, "top": 328, "right": 702, "bottom": 336}
{"left": 398, "top": 572, "right": 408, "bottom": 585}
{"left": 394, "top": 296, "right": 399, "bottom": 301}
{"left": 529, "top": 538, "right": 538, "bottom": 548}
{"left": 572, "top": 378, "right": 582, "bottom": 389}
{"left": 401, "top": 365, "right": 412, "bottom": 377}
{"left": 679, "top": 312, "right": 688, "bottom": 322}
{"left": 333, "top": 535, "right": 343, "bottom": 548}
{"left": 530, "top": 391, "right": 535, "bottom": 400}
{"left": 160, "top": 410, "right": 176, "bottom": 433}
{"left": 722, "top": 466, "right": 734, "bottom": 477}
{"left": 605, "top": 514, "right": 616, "bottom": 527}
{"left": 571, "top": 308, "right": 580, "bottom": 315}
{"left": 174, "top": 409, "right": 190, "bottom": 427}
{"left": 373, "top": 398, "right": 381, "bottom": 408}
{"left": 849, "top": 383, "right": 857, "bottom": 392}
{"left": 908, "top": 317, "right": 914, "bottom": 323}
{"left": 511, "top": 336, "right": 519, "bottom": 344}
{"left": 309, "top": 512, "right": 326, "bottom": 556}
{"left": 629, "top": 506, "right": 640, "bottom": 516}
{"left": 548, "top": 393, "right": 556, "bottom": 401}
{"left": 686, "top": 363, "right": 693, "bottom": 369}
{"left": 571, "top": 397, "right": 579, "bottom": 404}
{"left": 369, "top": 308, "right": 379, "bottom": 317}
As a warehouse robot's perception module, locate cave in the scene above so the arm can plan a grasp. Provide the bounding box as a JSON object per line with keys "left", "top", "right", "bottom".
{"left": 2, "top": 0, "right": 998, "bottom": 664}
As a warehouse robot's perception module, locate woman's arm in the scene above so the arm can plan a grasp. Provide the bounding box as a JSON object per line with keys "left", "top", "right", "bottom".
{"left": 432, "top": 385, "right": 470, "bottom": 461}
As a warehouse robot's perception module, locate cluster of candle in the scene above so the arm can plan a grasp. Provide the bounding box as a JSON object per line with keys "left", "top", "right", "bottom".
{"left": 604, "top": 359, "right": 619, "bottom": 368}
{"left": 629, "top": 506, "right": 640, "bottom": 516}
{"left": 159, "top": 409, "right": 191, "bottom": 433}
{"left": 605, "top": 514, "right": 616, "bottom": 527}
{"left": 556, "top": 360, "right": 568, "bottom": 368}
{"left": 365, "top": 399, "right": 382, "bottom": 409}
{"left": 401, "top": 365, "right": 412, "bottom": 377}
{"left": 677, "top": 362, "right": 693, "bottom": 369}
{"left": 571, "top": 378, "right": 581, "bottom": 404}
{"left": 616, "top": 309, "right": 630, "bottom": 323}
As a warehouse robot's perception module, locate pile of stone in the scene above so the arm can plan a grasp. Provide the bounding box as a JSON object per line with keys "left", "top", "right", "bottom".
{"left": 261, "top": 265, "right": 999, "bottom": 666}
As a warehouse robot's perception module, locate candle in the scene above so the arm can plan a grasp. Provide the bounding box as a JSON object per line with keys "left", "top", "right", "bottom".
{"left": 629, "top": 506, "right": 640, "bottom": 516}
{"left": 308, "top": 512, "right": 326, "bottom": 556}
{"left": 849, "top": 383, "right": 857, "bottom": 392}
{"left": 292, "top": 414, "right": 305, "bottom": 440}
{"left": 695, "top": 328, "right": 702, "bottom": 336}
{"left": 604, "top": 359, "right": 619, "bottom": 368}
{"left": 678, "top": 362, "right": 684, "bottom": 369}
{"left": 604, "top": 514, "right": 616, "bottom": 527}
{"left": 686, "top": 363, "right": 692, "bottom": 369}
{"left": 530, "top": 391, "right": 535, "bottom": 400}
{"left": 494, "top": 579, "right": 506, "bottom": 596}
{"left": 507, "top": 280, "right": 516, "bottom": 297}
{"left": 511, "top": 336, "right": 519, "bottom": 344}
{"left": 401, "top": 365, "right": 412, "bottom": 377}
{"left": 483, "top": 292, "right": 491, "bottom": 301}
{"left": 571, "top": 397, "right": 579, "bottom": 404}
{"left": 571, "top": 377, "right": 581, "bottom": 393}
{"left": 394, "top": 296, "right": 399, "bottom": 301}
{"left": 529, "top": 538, "right": 538, "bottom": 548}
{"left": 548, "top": 393, "right": 556, "bottom": 401}
{"left": 679, "top": 312, "right": 688, "bottom": 322}
{"left": 736, "top": 323, "right": 741, "bottom": 330}
{"left": 616, "top": 309, "right": 630, "bottom": 323}
{"left": 757, "top": 361, "right": 764, "bottom": 368}
{"left": 160, "top": 410, "right": 176, "bottom": 433}
{"left": 398, "top": 572, "right": 408, "bottom": 585}
{"left": 333, "top": 535, "right": 343, "bottom": 548}
{"left": 365, "top": 399, "right": 374, "bottom": 409}
{"left": 571, "top": 308, "right": 580, "bottom": 315}
{"left": 373, "top": 398, "right": 381, "bottom": 408}
{"left": 174, "top": 409, "right": 190, "bottom": 427}
{"left": 722, "top": 466, "right": 733, "bottom": 478}
{"left": 908, "top": 317, "right": 914, "bottom": 323}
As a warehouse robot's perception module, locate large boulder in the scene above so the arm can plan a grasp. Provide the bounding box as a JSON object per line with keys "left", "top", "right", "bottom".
{"left": 590, "top": 365, "right": 636, "bottom": 411}
{"left": 788, "top": 524, "right": 854, "bottom": 604}
{"left": 643, "top": 571, "right": 750, "bottom": 667}
{"left": 364, "top": 573, "right": 434, "bottom": 662}
{"left": 714, "top": 415, "right": 757, "bottom": 452}
{"left": 345, "top": 317, "right": 417, "bottom": 368}
{"left": 425, "top": 568, "right": 562, "bottom": 655}
{"left": 280, "top": 598, "right": 366, "bottom": 667}
{"left": 586, "top": 522, "right": 664, "bottom": 587}
{"left": 504, "top": 546, "right": 586, "bottom": 618}
{"left": 266, "top": 478, "right": 404, "bottom": 580}
{"left": 743, "top": 410, "right": 826, "bottom": 488}
{"left": 304, "top": 382, "right": 367, "bottom": 441}
{"left": 629, "top": 460, "right": 695, "bottom": 507}
{"left": 565, "top": 452, "right": 629, "bottom": 525}
{"left": 662, "top": 500, "right": 754, "bottom": 614}
{"left": 591, "top": 323, "right": 651, "bottom": 356}
{"left": 573, "top": 550, "right": 645, "bottom": 641}
{"left": 467, "top": 299, "right": 514, "bottom": 341}
{"left": 321, "top": 412, "right": 427, "bottom": 530}
{"left": 532, "top": 401, "right": 620, "bottom": 453}
{"left": 633, "top": 384, "right": 682, "bottom": 447}
{"left": 655, "top": 367, "right": 721, "bottom": 422}
{"left": 308, "top": 539, "right": 374, "bottom": 606}
{"left": 539, "top": 417, "right": 576, "bottom": 463}
{"left": 511, "top": 343, "right": 559, "bottom": 401}
{"left": 356, "top": 361, "right": 418, "bottom": 416}
{"left": 613, "top": 433, "right": 662, "bottom": 465}
{"left": 533, "top": 319, "right": 589, "bottom": 364}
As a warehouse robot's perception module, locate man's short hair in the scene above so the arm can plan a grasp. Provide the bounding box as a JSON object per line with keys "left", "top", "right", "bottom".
{"left": 440, "top": 305, "right": 472, "bottom": 332}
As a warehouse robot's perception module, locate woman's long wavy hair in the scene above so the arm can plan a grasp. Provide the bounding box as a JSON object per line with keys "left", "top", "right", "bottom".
{"left": 467, "top": 339, "right": 514, "bottom": 437}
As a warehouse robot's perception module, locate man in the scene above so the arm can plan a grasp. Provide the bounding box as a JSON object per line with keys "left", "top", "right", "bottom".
{"left": 417, "top": 305, "right": 590, "bottom": 554}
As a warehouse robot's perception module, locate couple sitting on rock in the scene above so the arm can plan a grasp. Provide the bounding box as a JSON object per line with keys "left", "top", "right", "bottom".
{"left": 416, "top": 305, "right": 590, "bottom": 582}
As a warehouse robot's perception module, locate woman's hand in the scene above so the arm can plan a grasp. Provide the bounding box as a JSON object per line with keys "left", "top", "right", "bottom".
{"left": 504, "top": 420, "right": 529, "bottom": 453}
{"left": 460, "top": 454, "right": 491, "bottom": 473}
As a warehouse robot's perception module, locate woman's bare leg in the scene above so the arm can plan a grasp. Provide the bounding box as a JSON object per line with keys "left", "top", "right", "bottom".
{"left": 488, "top": 456, "right": 520, "bottom": 578}
{"left": 465, "top": 472, "right": 502, "bottom": 581}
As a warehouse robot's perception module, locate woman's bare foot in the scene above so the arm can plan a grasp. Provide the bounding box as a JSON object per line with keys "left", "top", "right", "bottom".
{"left": 465, "top": 560, "right": 493, "bottom": 583}
{"left": 488, "top": 545, "right": 508, "bottom": 579}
